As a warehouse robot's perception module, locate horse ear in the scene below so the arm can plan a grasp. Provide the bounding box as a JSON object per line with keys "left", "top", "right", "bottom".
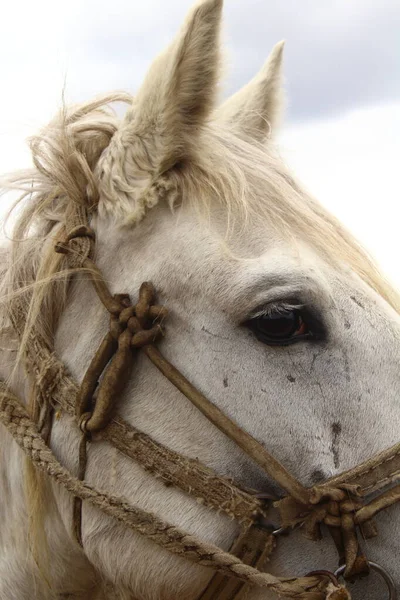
{"left": 123, "top": 0, "right": 223, "bottom": 173}
{"left": 216, "top": 41, "right": 285, "bottom": 142}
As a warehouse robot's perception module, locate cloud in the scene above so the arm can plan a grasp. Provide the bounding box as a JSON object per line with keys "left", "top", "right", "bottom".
{"left": 223, "top": 0, "right": 400, "bottom": 121}
{"left": 0, "top": 0, "right": 398, "bottom": 123}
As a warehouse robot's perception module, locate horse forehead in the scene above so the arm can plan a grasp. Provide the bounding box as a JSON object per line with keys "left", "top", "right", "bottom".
{"left": 99, "top": 208, "right": 393, "bottom": 331}
{"left": 166, "top": 232, "right": 330, "bottom": 307}
{"left": 133, "top": 208, "right": 319, "bottom": 281}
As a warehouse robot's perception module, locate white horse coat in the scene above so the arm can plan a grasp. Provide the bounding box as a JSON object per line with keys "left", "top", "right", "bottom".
{"left": 0, "top": 1, "right": 399, "bottom": 598}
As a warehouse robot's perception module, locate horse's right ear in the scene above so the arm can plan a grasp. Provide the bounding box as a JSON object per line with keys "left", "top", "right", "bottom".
{"left": 216, "top": 41, "right": 285, "bottom": 142}
{"left": 121, "top": 0, "right": 223, "bottom": 174}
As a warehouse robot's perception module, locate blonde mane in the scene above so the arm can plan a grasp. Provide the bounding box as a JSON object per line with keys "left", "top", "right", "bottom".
{"left": 1, "top": 90, "right": 399, "bottom": 594}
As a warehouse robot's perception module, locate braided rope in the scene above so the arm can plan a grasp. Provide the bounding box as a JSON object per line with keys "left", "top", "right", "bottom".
{"left": 0, "top": 386, "right": 350, "bottom": 599}
{"left": 10, "top": 217, "right": 264, "bottom": 525}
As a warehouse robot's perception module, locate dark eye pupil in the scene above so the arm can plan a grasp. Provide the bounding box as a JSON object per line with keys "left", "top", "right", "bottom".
{"left": 244, "top": 306, "right": 320, "bottom": 347}
{"left": 257, "top": 311, "right": 299, "bottom": 338}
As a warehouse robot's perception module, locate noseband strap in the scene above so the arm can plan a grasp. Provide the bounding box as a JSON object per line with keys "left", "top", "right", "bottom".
{"left": 0, "top": 386, "right": 350, "bottom": 599}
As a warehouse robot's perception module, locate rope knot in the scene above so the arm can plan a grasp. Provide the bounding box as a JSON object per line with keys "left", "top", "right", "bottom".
{"left": 276, "top": 484, "right": 363, "bottom": 537}
{"left": 54, "top": 225, "right": 95, "bottom": 254}
{"left": 131, "top": 325, "right": 164, "bottom": 348}
{"left": 276, "top": 484, "right": 373, "bottom": 580}
{"left": 123, "top": 282, "right": 167, "bottom": 348}
{"left": 75, "top": 282, "right": 167, "bottom": 434}
{"left": 326, "top": 583, "right": 352, "bottom": 599}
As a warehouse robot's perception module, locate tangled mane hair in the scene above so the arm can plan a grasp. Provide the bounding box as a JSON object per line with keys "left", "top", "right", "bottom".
{"left": 0, "top": 93, "right": 132, "bottom": 593}
{"left": 0, "top": 91, "right": 399, "bottom": 593}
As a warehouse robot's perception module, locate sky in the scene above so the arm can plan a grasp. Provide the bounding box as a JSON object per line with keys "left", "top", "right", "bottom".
{"left": 0, "top": 0, "right": 399, "bottom": 284}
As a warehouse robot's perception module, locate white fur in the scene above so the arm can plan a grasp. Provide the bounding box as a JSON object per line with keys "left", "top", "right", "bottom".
{"left": 0, "top": 1, "right": 399, "bottom": 599}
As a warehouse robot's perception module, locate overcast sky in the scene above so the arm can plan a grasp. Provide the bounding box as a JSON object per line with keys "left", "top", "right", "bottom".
{"left": 0, "top": 0, "right": 399, "bottom": 283}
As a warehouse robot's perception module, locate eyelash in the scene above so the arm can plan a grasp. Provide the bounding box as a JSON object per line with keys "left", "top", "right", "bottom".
{"left": 251, "top": 302, "right": 305, "bottom": 320}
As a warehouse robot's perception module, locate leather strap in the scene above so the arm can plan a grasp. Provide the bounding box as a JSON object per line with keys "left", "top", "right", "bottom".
{"left": 325, "top": 443, "right": 400, "bottom": 496}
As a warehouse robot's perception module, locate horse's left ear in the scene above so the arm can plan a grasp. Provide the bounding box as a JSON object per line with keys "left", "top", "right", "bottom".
{"left": 216, "top": 41, "right": 285, "bottom": 142}
{"left": 121, "top": 0, "right": 223, "bottom": 174}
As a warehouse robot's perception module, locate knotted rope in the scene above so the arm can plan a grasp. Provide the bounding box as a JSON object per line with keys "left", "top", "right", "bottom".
{"left": 276, "top": 486, "right": 372, "bottom": 580}
{"left": 5, "top": 216, "right": 400, "bottom": 598}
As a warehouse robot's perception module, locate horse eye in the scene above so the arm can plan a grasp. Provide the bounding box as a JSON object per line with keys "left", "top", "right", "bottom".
{"left": 245, "top": 309, "right": 312, "bottom": 346}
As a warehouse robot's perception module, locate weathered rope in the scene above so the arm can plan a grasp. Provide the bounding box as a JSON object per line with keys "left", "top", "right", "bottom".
{"left": 355, "top": 484, "right": 400, "bottom": 526}
{"left": 37, "top": 352, "right": 265, "bottom": 524}
{"left": 326, "top": 443, "right": 400, "bottom": 496}
{"left": 59, "top": 227, "right": 310, "bottom": 507}
{"left": 13, "top": 214, "right": 400, "bottom": 509}
{"left": 275, "top": 486, "right": 371, "bottom": 579}
{"left": 6, "top": 204, "right": 399, "bottom": 597}
{"left": 8, "top": 218, "right": 263, "bottom": 525}
{"left": 141, "top": 341, "right": 310, "bottom": 505}
{"left": 0, "top": 385, "right": 350, "bottom": 599}
{"left": 198, "top": 525, "right": 277, "bottom": 600}
{"left": 67, "top": 275, "right": 396, "bottom": 583}
{"left": 59, "top": 226, "right": 311, "bottom": 506}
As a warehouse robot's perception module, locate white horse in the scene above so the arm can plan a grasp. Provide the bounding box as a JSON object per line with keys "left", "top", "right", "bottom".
{"left": 0, "top": 1, "right": 399, "bottom": 599}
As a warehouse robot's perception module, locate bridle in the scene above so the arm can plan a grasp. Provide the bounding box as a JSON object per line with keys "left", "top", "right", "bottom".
{"left": 1, "top": 205, "right": 399, "bottom": 600}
